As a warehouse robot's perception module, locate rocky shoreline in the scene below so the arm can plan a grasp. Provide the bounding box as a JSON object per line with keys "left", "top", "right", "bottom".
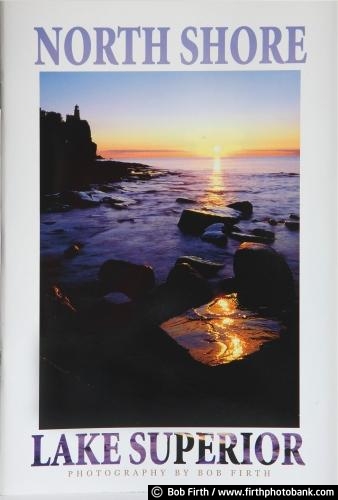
{"left": 40, "top": 162, "right": 299, "bottom": 429}
{"left": 41, "top": 160, "right": 169, "bottom": 212}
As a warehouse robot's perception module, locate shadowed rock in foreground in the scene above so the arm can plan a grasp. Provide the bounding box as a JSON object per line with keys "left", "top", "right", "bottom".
{"left": 98, "top": 259, "right": 156, "bottom": 299}
{"left": 234, "top": 242, "right": 295, "bottom": 309}
{"left": 40, "top": 247, "right": 298, "bottom": 429}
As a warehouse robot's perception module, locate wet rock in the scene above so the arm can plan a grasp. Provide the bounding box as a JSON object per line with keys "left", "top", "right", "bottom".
{"left": 117, "top": 218, "right": 135, "bottom": 223}
{"left": 227, "top": 201, "right": 253, "bottom": 218}
{"left": 178, "top": 209, "right": 238, "bottom": 234}
{"left": 268, "top": 218, "right": 278, "bottom": 226}
{"left": 167, "top": 263, "right": 213, "bottom": 305}
{"left": 51, "top": 285, "right": 77, "bottom": 313}
{"left": 161, "top": 294, "right": 280, "bottom": 366}
{"left": 230, "top": 223, "right": 275, "bottom": 242}
{"left": 205, "top": 207, "right": 242, "bottom": 221}
{"left": 204, "top": 222, "right": 226, "bottom": 233}
{"left": 234, "top": 242, "right": 295, "bottom": 309}
{"left": 63, "top": 191, "right": 100, "bottom": 208}
{"left": 103, "top": 292, "right": 131, "bottom": 305}
{"left": 98, "top": 184, "right": 115, "bottom": 193}
{"left": 176, "top": 197, "right": 196, "bottom": 204}
{"left": 102, "top": 196, "right": 120, "bottom": 205}
{"left": 201, "top": 230, "right": 228, "bottom": 246}
{"left": 98, "top": 259, "right": 155, "bottom": 299}
{"left": 110, "top": 203, "right": 128, "bottom": 210}
{"left": 129, "top": 171, "right": 151, "bottom": 180}
{"left": 230, "top": 232, "right": 273, "bottom": 244}
{"left": 176, "top": 256, "right": 224, "bottom": 277}
{"left": 102, "top": 196, "right": 130, "bottom": 210}
{"left": 289, "top": 213, "right": 300, "bottom": 220}
{"left": 285, "top": 220, "right": 299, "bottom": 231}
{"left": 64, "top": 244, "right": 81, "bottom": 258}
{"left": 251, "top": 228, "right": 275, "bottom": 241}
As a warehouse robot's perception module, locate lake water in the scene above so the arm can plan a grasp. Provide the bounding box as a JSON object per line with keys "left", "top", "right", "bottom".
{"left": 41, "top": 155, "right": 299, "bottom": 287}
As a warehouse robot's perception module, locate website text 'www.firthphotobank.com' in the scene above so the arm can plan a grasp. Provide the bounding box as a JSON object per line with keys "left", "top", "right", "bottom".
{"left": 148, "top": 486, "right": 336, "bottom": 499}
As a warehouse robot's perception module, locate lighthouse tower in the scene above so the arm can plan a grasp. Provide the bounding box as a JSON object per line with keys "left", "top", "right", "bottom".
{"left": 74, "top": 104, "right": 80, "bottom": 120}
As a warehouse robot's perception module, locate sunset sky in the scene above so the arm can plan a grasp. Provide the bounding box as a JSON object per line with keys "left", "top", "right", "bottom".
{"left": 40, "top": 71, "right": 300, "bottom": 159}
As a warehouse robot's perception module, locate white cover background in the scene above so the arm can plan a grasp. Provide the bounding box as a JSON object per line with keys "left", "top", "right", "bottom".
{"left": 1, "top": 0, "right": 337, "bottom": 495}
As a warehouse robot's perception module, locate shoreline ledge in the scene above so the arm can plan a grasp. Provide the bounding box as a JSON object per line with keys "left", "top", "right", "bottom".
{"left": 41, "top": 160, "right": 171, "bottom": 212}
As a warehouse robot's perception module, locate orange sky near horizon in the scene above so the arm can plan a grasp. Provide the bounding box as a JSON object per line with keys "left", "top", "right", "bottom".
{"left": 97, "top": 147, "right": 300, "bottom": 159}
{"left": 95, "top": 105, "right": 299, "bottom": 159}
{"left": 96, "top": 124, "right": 299, "bottom": 159}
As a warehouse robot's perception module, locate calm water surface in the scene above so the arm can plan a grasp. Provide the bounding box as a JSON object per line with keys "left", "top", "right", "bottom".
{"left": 41, "top": 156, "right": 299, "bottom": 285}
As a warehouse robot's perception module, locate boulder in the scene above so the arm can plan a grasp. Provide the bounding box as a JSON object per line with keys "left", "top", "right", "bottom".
{"left": 285, "top": 220, "right": 299, "bottom": 231}
{"left": 176, "top": 256, "right": 224, "bottom": 277}
{"left": 138, "top": 262, "right": 214, "bottom": 324}
{"left": 268, "top": 218, "right": 278, "bottom": 226}
{"left": 230, "top": 232, "right": 273, "bottom": 244}
{"left": 227, "top": 201, "right": 253, "bottom": 218}
{"left": 98, "top": 259, "right": 155, "bottom": 299}
{"left": 251, "top": 228, "right": 275, "bottom": 241}
{"left": 233, "top": 243, "right": 295, "bottom": 309}
{"left": 178, "top": 209, "right": 238, "bottom": 234}
{"left": 167, "top": 263, "right": 213, "bottom": 305}
{"left": 64, "top": 244, "right": 81, "bottom": 258}
{"left": 203, "top": 222, "right": 226, "bottom": 233}
{"left": 102, "top": 197, "right": 129, "bottom": 210}
{"left": 201, "top": 230, "right": 228, "bottom": 246}
{"left": 289, "top": 213, "right": 300, "bottom": 221}
{"left": 103, "top": 292, "right": 131, "bottom": 305}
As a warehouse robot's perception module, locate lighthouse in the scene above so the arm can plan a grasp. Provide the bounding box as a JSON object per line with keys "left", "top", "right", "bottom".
{"left": 74, "top": 104, "right": 80, "bottom": 120}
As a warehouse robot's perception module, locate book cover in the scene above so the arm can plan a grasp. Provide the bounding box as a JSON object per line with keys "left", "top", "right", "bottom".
{"left": 1, "top": 0, "right": 337, "bottom": 496}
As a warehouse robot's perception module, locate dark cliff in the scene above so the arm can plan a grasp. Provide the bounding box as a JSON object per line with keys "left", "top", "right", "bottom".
{"left": 40, "top": 105, "right": 97, "bottom": 195}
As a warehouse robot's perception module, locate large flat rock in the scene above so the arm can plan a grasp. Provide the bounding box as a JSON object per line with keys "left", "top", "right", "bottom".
{"left": 161, "top": 294, "right": 280, "bottom": 366}
{"left": 178, "top": 208, "right": 239, "bottom": 234}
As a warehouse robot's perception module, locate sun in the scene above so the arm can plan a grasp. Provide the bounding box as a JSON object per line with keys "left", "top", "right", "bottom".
{"left": 213, "top": 145, "right": 222, "bottom": 157}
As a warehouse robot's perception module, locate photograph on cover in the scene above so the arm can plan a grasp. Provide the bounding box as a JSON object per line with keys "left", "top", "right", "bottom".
{"left": 40, "top": 71, "right": 299, "bottom": 429}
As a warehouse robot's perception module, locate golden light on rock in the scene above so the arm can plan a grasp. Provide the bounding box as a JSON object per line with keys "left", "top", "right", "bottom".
{"left": 161, "top": 294, "right": 280, "bottom": 366}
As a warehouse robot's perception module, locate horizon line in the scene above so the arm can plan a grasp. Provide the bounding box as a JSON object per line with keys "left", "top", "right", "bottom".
{"left": 98, "top": 148, "right": 300, "bottom": 160}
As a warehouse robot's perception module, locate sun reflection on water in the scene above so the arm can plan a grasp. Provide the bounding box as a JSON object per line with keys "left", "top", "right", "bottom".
{"left": 197, "top": 158, "right": 227, "bottom": 208}
{"left": 213, "top": 157, "right": 221, "bottom": 173}
{"left": 161, "top": 294, "right": 280, "bottom": 366}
